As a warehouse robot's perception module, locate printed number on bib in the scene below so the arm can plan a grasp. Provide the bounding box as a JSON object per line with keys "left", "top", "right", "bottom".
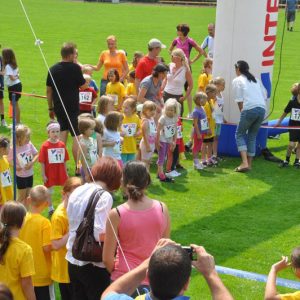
{"left": 113, "top": 140, "right": 122, "bottom": 154}
{"left": 122, "top": 123, "right": 137, "bottom": 137}
{"left": 89, "top": 149, "right": 98, "bottom": 165}
{"left": 291, "top": 108, "right": 300, "bottom": 122}
{"left": 149, "top": 121, "right": 156, "bottom": 135}
{"left": 164, "top": 124, "right": 176, "bottom": 138}
{"left": 1, "top": 170, "right": 12, "bottom": 187}
{"left": 17, "top": 151, "right": 33, "bottom": 168}
{"left": 177, "top": 125, "right": 183, "bottom": 139}
{"left": 79, "top": 92, "right": 93, "bottom": 103}
{"left": 200, "top": 118, "right": 209, "bottom": 131}
{"left": 48, "top": 148, "right": 65, "bottom": 164}
{"left": 107, "top": 94, "right": 118, "bottom": 105}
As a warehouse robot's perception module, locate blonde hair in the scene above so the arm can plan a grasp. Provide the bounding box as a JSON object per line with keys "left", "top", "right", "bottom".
{"left": 16, "top": 124, "right": 30, "bottom": 146}
{"left": 171, "top": 48, "right": 189, "bottom": 70}
{"left": 211, "top": 76, "right": 225, "bottom": 86}
{"left": 82, "top": 65, "right": 93, "bottom": 74}
{"left": 123, "top": 97, "right": 137, "bottom": 112}
{"left": 194, "top": 92, "right": 208, "bottom": 106}
{"left": 97, "top": 95, "right": 115, "bottom": 115}
{"left": 63, "top": 177, "right": 82, "bottom": 193}
{"left": 83, "top": 73, "right": 91, "bottom": 83}
{"left": 142, "top": 101, "right": 156, "bottom": 116}
{"left": 163, "top": 98, "right": 181, "bottom": 118}
{"left": 29, "top": 185, "right": 49, "bottom": 207}
{"left": 78, "top": 118, "right": 96, "bottom": 135}
{"left": 107, "top": 35, "right": 116, "bottom": 42}
{"left": 205, "top": 83, "right": 217, "bottom": 95}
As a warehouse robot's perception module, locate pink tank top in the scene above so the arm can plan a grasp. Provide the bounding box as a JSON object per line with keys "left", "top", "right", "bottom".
{"left": 111, "top": 200, "right": 167, "bottom": 284}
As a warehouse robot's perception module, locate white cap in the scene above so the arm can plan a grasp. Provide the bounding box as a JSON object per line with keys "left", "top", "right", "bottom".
{"left": 148, "top": 38, "right": 166, "bottom": 49}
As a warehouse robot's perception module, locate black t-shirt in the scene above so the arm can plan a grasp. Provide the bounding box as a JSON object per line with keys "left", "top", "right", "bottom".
{"left": 284, "top": 99, "right": 300, "bottom": 126}
{"left": 46, "top": 62, "right": 85, "bottom": 113}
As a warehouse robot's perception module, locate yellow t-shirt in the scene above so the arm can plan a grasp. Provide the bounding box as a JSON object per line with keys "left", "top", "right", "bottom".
{"left": 121, "top": 114, "right": 141, "bottom": 154}
{"left": 19, "top": 212, "right": 52, "bottom": 287}
{"left": 126, "top": 82, "right": 137, "bottom": 96}
{"left": 0, "top": 237, "right": 35, "bottom": 300}
{"left": 106, "top": 82, "right": 126, "bottom": 109}
{"left": 50, "top": 203, "right": 69, "bottom": 283}
{"left": 198, "top": 73, "right": 212, "bottom": 92}
{"left": 280, "top": 291, "right": 300, "bottom": 300}
{"left": 203, "top": 99, "right": 215, "bottom": 139}
{"left": 0, "top": 156, "right": 13, "bottom": 205}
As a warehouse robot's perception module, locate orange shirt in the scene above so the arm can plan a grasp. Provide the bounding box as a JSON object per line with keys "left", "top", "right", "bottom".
{"left": 99, "top": 50, "right": 127, "bottom": 79}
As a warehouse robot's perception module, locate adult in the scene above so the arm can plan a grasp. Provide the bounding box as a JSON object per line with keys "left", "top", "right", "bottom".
{"left": 201, "top": 23, "right": 215, "bottom": 59}
{"left": 66, "top": 157, "right": 122, "bottom": 300}
{"left": 46, "top": 42, "right": 85, "bottom": 168}
{"left": 286, "top": 0, "right": 298, "bottom": 31}
{"left": 91, "top": 35, "right": 129, "bottom": 95}
{"left": 0, "top": 46, "right": 6, "bottom": 127}
{"left": 101, "top": 239, "right": 234, "bottom": 300}
{"left": 103, "top": 161, "right": 170, "bottom": 294}
{"left": 163, "top": 48, "right": 193, "bottom": 116}
{"left": 135, "top": 38, "right": 166, "bottom": 90}
{"left": 232, "top": 60, "right": 266, "bottom": 172}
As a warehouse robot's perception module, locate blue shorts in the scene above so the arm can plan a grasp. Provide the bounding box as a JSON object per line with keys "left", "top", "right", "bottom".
{"left": 121, "top": 153, "right": 136, "bottom": 164}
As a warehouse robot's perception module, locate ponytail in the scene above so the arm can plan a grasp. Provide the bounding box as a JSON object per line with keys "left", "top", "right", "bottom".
{"left": 235, "top": 60, "right": 257, "bottom": 83}
{"left": 0, "top": 224, "right": 11, "bottom": 263}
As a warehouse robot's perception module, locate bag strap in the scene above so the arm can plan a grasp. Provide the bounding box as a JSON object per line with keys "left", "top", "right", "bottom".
{"left": 83, "top": 188, "right": 105, "bottom": 221}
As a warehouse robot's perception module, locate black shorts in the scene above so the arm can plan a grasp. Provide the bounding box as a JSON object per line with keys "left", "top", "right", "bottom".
{"left": 55, "top": 110, "right": 80, "bottom": 136}
{"left": 203, "top": 137, "right": 214, "bottom": 143}
{"left": 289, "top": 129, "right": 300, "bottom": 142}
{"left": 8, "top": 82, "right": 22, "bottom": 101}
{"left": 287, "top": 11, "right": 296, "bottom": 22}
{"left": 16, "top": 175, "right": 33, "bottom": 189}
{"left": 0, "top": 76, "right": 4, "bottom": 99}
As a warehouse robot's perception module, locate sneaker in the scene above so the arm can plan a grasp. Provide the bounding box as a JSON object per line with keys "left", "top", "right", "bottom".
{"left": 166, "top": 170, "right": 181, "bottom": 178}
{"left": 294, "top": 161, "right": 300, "bottom": 168}
{"left": 194, "top": 163, "right": 204, "bottom": 170}
{"left": 201, "top": 161, "right": 208, "bottom": 168}
{"left": 157, "top": 173, "right": 174, "bottom": 182}
{"left": 185, "top": 141, "right": 192, "bottom": 152}
{"left": 48, "top": 208, "right": 55, "bottom": 219}
{"left": 279, "top": 160, "right": 289, "bottom": 168}
{"left": 1, "top": 119, "right": 7, "bottom": 127}
{"left": 210, "top": 157, "right": 219, "bottom": 165}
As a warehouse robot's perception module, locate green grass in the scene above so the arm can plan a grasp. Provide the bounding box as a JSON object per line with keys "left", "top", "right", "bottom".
{"left": 1, "top": 0, "right": 300, "bottom": 299}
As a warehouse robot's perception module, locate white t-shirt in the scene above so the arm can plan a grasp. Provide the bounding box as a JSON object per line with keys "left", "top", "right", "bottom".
{"left": 4, "top": 64, "right": 20, "bottom": 86}
{"left": 164, "top": 63, "right": 187, "bottom": 95}
{"left": 201, "top": 36, "right": 214, "bottom": 59}
{"left": 232, "top": 75, "right": 266, "bottom": 111}
{"left": 214, "top": 94, "right": 224, "bottom": 124}
{"left": 96, "top": 114, "right": 106, "bottom": 125}
{"left": 158, "top": 115, "right": 178, "bottom": 143}
{"left": 102, "top": 129, "right": 122, "bottom": 160}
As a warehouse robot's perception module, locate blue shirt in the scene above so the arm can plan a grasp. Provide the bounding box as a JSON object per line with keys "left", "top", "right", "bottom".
{"left": 287, "top": 0, "right": 297, "bottom": 12}
{"left": 192, "top": 106, "right": 208, "bottom": 134}
{"left": 103, "top": 293, "right": 190, "bottom": 300}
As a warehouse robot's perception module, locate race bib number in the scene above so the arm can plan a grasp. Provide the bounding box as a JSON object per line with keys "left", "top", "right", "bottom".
{"left": 149, "top": 120, "right": 156, "bottom": 136}
{"left": 89, "top": 149, "right": 98, "bottom": 165}
{"left": 48, "top": 148, "right": 65, "bottom": 164}
{"left": 200, "top": 118, "right": 209, "bottom": 131}
{"left": 79, "top": 92, "right": 93, "bottom": 103}
{"left": 1, "top": 170, "right": 12, "bottom": 187}
{"left": 113, "top": 140, "right": 122, "bottom": 154}
{"left": 107, "top": 94, "right": 118, "bottom": 105}
{"left": 164, "top": 124, "right": 176, "bottom": 138}
{"left": 122, "top": 123, "right": 137, "bottom": 137}
{"left": 177, "top": 125, "right": 183, "bottom": 139}
{"left": 291, "top": 108, "right": 300, "bottom": 121}
{"left": 17, "top": 151, "right": 33, "bottom": 168}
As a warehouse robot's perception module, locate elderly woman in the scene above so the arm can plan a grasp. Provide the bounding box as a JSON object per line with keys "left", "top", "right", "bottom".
{"left": 91, "top": 35, "right": 129, "bottom": 95}
{"left": 232, "top": 60, "right": 266, "bottom": 172}
{"left": 66, "top": 157, "right": 122, "bottom": 300}
{"left": 163, "top": 48, "right": 193, "bottom": 116}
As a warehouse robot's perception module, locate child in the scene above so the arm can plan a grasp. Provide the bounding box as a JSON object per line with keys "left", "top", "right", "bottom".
{"left": 19, "top": 185, "right": 52, "bottom": 300}
{"left": 103, "top": 111, "right": 123, "bottom": 167}
{"left": 78, "top": 117, "right": 99, "bottom": 181}
{"left": 276, "top": 84, "right": 300, "bottom": 168}
{"left": 198, "top": 58, "right": 213, "bottom": 92}
{"left": 79, "top": 74, "right": 98, "bottom": 115}
{"left": 140, "top": 101, "right": 157, "bottom": 169}
{"left": 265, "top": 247, "right": 300, "bottom": 299}
{"left": 2, "top": 48, "right": 22, "bottom": 124}
{"left": 96, "top": 95, "right": 115, "bottom": 125}
{"left": 0, "top": 137, "right": 13, "bottom": 207}
{"left": 211, "top": 77, "right": 226, "bottom": 161}
{"left": 192, "top": 92, "right": 209, "bottom": 170}
{"left": 8, "top": 125, "right": 38, "bottom": 205}
{"left": 129, "top": 51, "right": 144, "bottom": 72}
{"left": 0, "top": 48, "right": 6, "bottom": 127}
{"left": 126, "top": 70, "right": 137, "bottom": 96}
{"left": 51, "top": 177, "right": 82, "bottom": 300}
{"left": 0, "top": 201, "right": 36, "bottom": 300}
{"left": 120, "top": 98, "right": 141, "bottom": 164}
{"left": 202, "top": 84, "right": 217, "bottom": 166}
{"left": 82, "top": 65, "right": 99, "bottom": 93}
{"left": 106, "top": 68, "right": 126, "bottom": 111}
{"left": 156, "top": 98, "right": 181, "bottom": 182}
{"left": 39, "top": 121, "right": 69, "bottom": 216}
{"left": 291, "top": 82, "right": 299, "bottom": 101}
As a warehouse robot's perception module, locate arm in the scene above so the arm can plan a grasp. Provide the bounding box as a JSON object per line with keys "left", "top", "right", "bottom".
{"left": 21, "top": 276, "right": 36, "bottom": 300}
{"left": 275, "top": 112, "right": 288, "bottom": 126}
{"left": 162, "top": 202, "right": 171, "bottom": 238}
{"left": 79, "top": 142, "right": 89, "bottom": 182}
{"left": 141, "top": 120, "right": 151, "bottom": 152}
{"left": 156, "top": 122, "right": 162, "bottom": 151}
{"left": 120, "top": 60, "right": 129, "bottom": 83}
{"left": 193, "top": 117, "right": 201, "bottom": 139}
{"left": 184, "top": 70, "right": 193, "bottom": 114}
{"left": 40, "top": 162, "right": 47, "bottom": 183}
{"left": 96, "top": 133, "right": 103, "bottom": 158}
{"left": 190, "top": 43, "right": 207, "bottom": 64}
{"left": 46, "top": 86, "right": 55, "bottom": 119}
{"left": 237, "top": 101, "right": 243, "bottom": 112}
{"left": 51, "top": 233, "right": 69, "bottom": 250}
{"left": 24, "top": 153, "right": 38, "bottom": 171}
{"left": 168, "top": 43, "right": 175, "bottom": 55}
{"left": 43, "top": 244, "right": 52, "bottom": 253}
{"left": 137, "top": 87, "right": 149, "bottom": 104}
{"left": 91, "top": 59, "right": 103, "bottom": 72}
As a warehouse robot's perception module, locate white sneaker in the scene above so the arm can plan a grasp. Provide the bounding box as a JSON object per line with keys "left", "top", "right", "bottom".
{"left": 171, "top": 170, "right": 181, "bottom": 177}
{"left": 194, "top": 163, "right": 204, "bottom": 170}
{"left": 1, "top": 119, "right": 7, "bottom": 127}
{"left": 165, "top": 170, "right": 180, "bottom": 178}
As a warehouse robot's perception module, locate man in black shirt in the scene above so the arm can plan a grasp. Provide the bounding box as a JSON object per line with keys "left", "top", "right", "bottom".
{"left": 46, "top": 42, "right": 85, "bottom": 168}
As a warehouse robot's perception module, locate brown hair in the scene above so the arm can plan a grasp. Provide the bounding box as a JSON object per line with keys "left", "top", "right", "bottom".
{"left": 0, "top": 283, "right": 13, "bottom": 300}
{"left": 78, "top": 118, "right": 96, "bottom": 135}
{"left": 132, "top": 51, "right": 143, "bottom": 68}
{"left": 193, "top": 92, "right": 208, "bottom": 106}
{"left": 61, "top": 42, "right": 77, "bottom": 59}
{"left": 142, "top": 101, "right": 156, "bottom": 116}
{"left": 0, "top": 201, "right": 27, "bottom": 263}
{"left": 291, "top": 247, "right": 300, "bottom": 269}
{"left": 176, "top": 23, "right": 190, "bottom": 37}
{"left": 29, "top": 185, "right": 49, "bottom": 207}
{"left": 0, "top": 137, "right": 9, "bottom": 149}
{"left": 63, "top": 177, "right": 82, "bottom": 193}
{"left": 205, "top": 83, "right": 217, "bottom": 95}
{"left": 107, "top": 68, "right": 120, "bottom": 82}
{"left": 97, "top": 95, "right": 115, "bottom": 115}
{"left": 104, "top": 111, "right": 123, "bottom": 131}
{"left": 2, "top": 48, "right": 17, "bottom": 69}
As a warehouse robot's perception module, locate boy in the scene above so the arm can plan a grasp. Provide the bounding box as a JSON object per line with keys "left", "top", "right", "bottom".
{"left": 19, "top": 185, "right": 52, "bottom": 300}
{"left": 79, "top": 74, "right": 98, "bottom": 115}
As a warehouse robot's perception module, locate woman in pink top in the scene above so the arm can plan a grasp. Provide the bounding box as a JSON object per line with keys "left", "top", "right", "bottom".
{"left": 103, "top": 161, "right": 170, "bottom": 291}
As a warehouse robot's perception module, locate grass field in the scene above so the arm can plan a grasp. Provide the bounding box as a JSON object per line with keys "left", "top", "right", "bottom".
{"left": 1, "top": 0, "right": 300, "bottom": 299}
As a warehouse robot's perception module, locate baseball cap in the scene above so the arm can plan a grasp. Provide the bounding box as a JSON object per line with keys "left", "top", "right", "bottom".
{"left": 148, "top": 38, "right": 166, "bottom": 49}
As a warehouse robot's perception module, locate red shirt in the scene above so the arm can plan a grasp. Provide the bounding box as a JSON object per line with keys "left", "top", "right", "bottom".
{"left": 79, "top": 87, "right": 97, "bottom": 112}
{"left": 135, "top": 56, "right": 158, "bottom": 81}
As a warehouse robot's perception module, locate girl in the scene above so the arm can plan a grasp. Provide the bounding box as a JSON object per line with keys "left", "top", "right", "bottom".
{"left": 120, "top": 98, "right": 141, "bottom": 164}
{"left": 96, "top": 95, "right": 115, "bottom": 125}
{"left": 0, "top": 137, "right": 13, "bottom": 207}
{"left": 2, "top": 48, "right": 22, "bottom": 124}
{"left": 125, "top": 70, "right": 137, "bottom": 96}
{"left": 192, "top": 92, "right": 209, "bottom": 170}
{"left": 105, "top": 68, "right": 126, "bottom": 111}
{"left": 198, "top": 58, "right": 213, "bottom": 92}
{"left": 156, "top": 98, "right": 181, "bottom": 182}
{"left": 8, "top": 125, "right": 38, "bottom": 205}
{"left": 103, "top": 111, "right": 123, "bottom": 167}
{"left": 129, "top": 51, "right": 143, "bottom": 72}
{"left": 0, "top": 201, "right": 36, "bottom": 300}
{"left": 140, "top": 101, "right": 157, "bottom": 169}
{"left": 51, "top": 177, "right": 82, "bottom": 300}
{"left": 39, "top": 121, "right": 69, "bottom": 216}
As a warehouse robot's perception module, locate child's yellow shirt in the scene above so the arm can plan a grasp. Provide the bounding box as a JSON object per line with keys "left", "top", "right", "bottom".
{"left": 126, "top": 82, "right": 137, "bottom": 96}
{"left": 106, "top": 82, "right": 126, "bottom": 109}
{"left": 198, "top": 73, "right": 212, "bottom": 92}
{"left": 203, "top": 99, "right": 215, "bottom": 139}
{"left": 121, "top": 114, "right": 141, "bottom": 154}
{"left": 0, "top": 156, "right": 13, "bottom": 205}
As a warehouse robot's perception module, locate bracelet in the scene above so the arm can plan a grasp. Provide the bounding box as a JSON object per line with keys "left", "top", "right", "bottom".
{"left": 48, "top": 108, "right": 54, "bottom": 111}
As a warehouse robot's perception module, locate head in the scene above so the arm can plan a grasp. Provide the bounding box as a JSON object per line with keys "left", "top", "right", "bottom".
{"left": 291, "top": 247, "right": 300, "bottom": 278}
{"left": 163, "top": 98, "right": 181, "bottom": 119}
{"left": 234, "top": 60, "right": 256, "bottom": 83}
{"left": 107, "top": 68, "right": 120, "bottom": 83}
{"left": 176, "top": 24, "right": 190, "bottom": 37}
{"left": 122, "top": 161, "right": 151, "bottom": 201}
{"left": 97, "top": 95, "right": 115, "bottom": 115}
{"left": 29, "top": 185, "right": 50, "bottom": 208}
{"left": 2, "top": 48, "right": 17, "bottom": 69}
{"left": 107, "top": 35, "right": 117, "bottom": 51}
{"left": 205, "top": 84, "right": 218, "bottom": 100}
{"left": 171, "top": 48, "right": 188, "bottom": 68}
{"left": 47, "top": 121, "right": 60, "bottom": 141}
{"left": 202, "top": 58, "right": 213, "bottom": 73}
{"left": 94, "top": 118, "right": 104, "bottom": 136}
{"left": 122, "top": 98, "right": 136, "bottom": 116}
{"left": 208, "top": 23, "right": 215, "bottom": 37}
{"left": 78, "top": 117, "right": 96, "bottom": 136}
{"left": 128, "top": 70, "right": 135, "bottom": 83}
{"left": 82, "top": 74, "right": 91, "bottom": 88}
{"left": 15, "top": 124, "right": 31, "bottom": 146}
{"left": 142, "top": 101, "right": 156, "bottom": 119}
{"left": 90, "top": 157, "right": 122, "bottom": 192}
{"left": 148, "top": 245, "right": 192, "bottom": 299}
{"left": 152, "top": 63, "right": 169, "bottom": 80}
{"left": 211, "top": 77, "right": 225, "bottom": 92}
{"left": 0, "top": 136, "right": 10, "bottom": 156}
{"left": 60, "top": 42, "right": 77, "bottom": 62}
{"left": 62, "top": 177, "right": 82, "bottom": 204}
{"left": 0, "top": 283, "right": 13, "bottom": 300}
{"left": 0, "top": 201, "right": 27, "bottom": 263}
{"left": 82, "top": 65, "right": 94, "bottom": 76}
{"left": 104, "top": 111, "right": 123, "bottom": 131}
{"left": 148, "top": 38, "right": 166, "bottom": 56}
{"left": 291, "top": 82, "right": 300, "bottom": 97}
{"left": 194, "top": 92, "right": 208, "bottom": 107}
{"left": 132, "top": 51, "right": 144, "bottom": 68}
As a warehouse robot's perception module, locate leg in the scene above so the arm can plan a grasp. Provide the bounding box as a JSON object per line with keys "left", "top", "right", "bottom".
{"left": 68, "top": 263, "right": 88, "bottom": 300}
{"left": 171, "top": 144, "right": 179, "bottom": 171}
{"left": 34, "top": 286, "right": 51, "bottom": 300}
{"left": 60, "top": 130, "right": 68, "bottom": 145}
{"left": 59, "top": 283, "right": 73, "bottom": 300}
{"left": 72, "top": 135, "right": 80, "bottom": 166}
{"left": 17, "top": 188, "right": 27, "bottom": 204}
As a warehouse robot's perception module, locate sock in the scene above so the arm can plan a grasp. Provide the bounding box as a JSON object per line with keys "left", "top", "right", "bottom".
{"left": 194, "top": 159, "right": 199, "bottom": 165}
{"left": 286, "top": 156, "right": 290, "bottom": 162}
{"left": 0, "top": 114, "right": 4, "bottom": 120}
